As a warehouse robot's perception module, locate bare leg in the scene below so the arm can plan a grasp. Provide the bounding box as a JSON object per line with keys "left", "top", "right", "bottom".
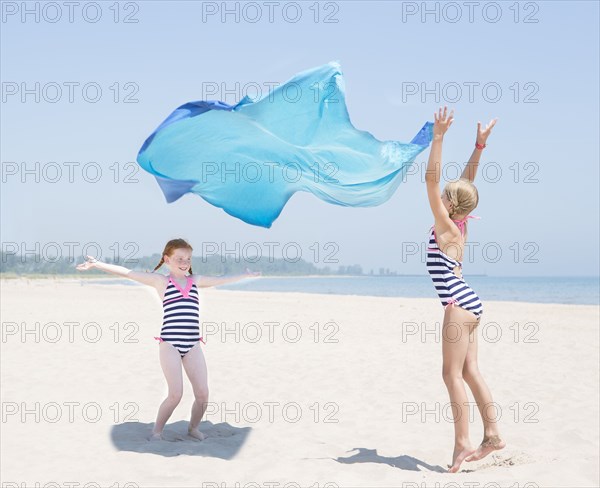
{"left": 463, "top": 322, "right": 506, "bottom": 462}
{"left": 182, "top": 342, "right": 209, "bottom": 441}
{"left": 149, "top": 341, "right": 183, "bottom": 440}
{"left": 442, "top": 305, "right": 478, "bottom": 473}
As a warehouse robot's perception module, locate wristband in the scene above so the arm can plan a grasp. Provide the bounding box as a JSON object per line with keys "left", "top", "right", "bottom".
{"left": 475, "top": 142, "right": 486, "bottom": 150}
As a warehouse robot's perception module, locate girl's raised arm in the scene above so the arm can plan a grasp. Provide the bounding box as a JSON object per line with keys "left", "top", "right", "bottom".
{"left": 461, "top": 118, "right": 498, "bottom": 182}
{"left": 426, "top": 106, "right": 455, "bottom": 229}
{"left": 192, "top": 268, "right": 261, "bottom": 288}
{"left": 76, "top": 256, "right": 166, "bottom": 288}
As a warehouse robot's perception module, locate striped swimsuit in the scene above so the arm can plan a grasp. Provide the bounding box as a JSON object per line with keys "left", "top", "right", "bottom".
{"left": 154, "top": 275, "right": 205, "bottom": 357}
{"left": 426, "top": 222, "right": 483, "bottom": 320}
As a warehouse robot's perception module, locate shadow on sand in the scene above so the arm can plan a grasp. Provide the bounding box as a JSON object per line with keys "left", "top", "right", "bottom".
{"left": 335, "top": 447, "right": 447, "bottom": 473}
{"left": 110, "top": 420, "right": 250, "bottom": 458}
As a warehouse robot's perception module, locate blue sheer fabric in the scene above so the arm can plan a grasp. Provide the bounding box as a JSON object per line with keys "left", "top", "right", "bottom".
{"left": 136, "top": 61, "right": 433, "bottom": 228}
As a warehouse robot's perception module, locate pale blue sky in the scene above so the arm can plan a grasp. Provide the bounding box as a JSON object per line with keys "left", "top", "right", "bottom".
{"left": 2, "top": 1, "right": 598, "bottom": 276}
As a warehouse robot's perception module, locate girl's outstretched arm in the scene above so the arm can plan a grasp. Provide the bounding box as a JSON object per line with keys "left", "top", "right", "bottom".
{"left": 76, "top": 255, "right": 165, "bottom": 288}
{"left": 461, "top": 118, "right": 498, "bottom": 182}
{"left": 193, "top": 268, "right": 261, "bottom": 288}
{"left": 426, "top": 106, "right": 455, "bottom": 230}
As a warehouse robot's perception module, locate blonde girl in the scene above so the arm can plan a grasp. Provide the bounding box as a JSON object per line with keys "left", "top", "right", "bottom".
{"left": 425, "top": 106, "right": 505, "bottom": 472}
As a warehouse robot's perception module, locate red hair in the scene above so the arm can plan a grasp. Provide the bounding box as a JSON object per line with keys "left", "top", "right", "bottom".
{"left": 152, "top": 238, "right": 193, "bottom": 274}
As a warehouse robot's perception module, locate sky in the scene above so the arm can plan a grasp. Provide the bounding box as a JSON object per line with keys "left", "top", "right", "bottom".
{"left": 1, "top": 0, "right": 599, "bottom": 276}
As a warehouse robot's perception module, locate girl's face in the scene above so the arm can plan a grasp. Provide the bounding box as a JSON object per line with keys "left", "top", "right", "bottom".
{"left": 164, "top": 248, "right": 192, "bottom": 275}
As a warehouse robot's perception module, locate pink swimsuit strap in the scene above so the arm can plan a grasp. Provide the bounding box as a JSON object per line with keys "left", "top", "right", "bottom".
{"left": 429, "top": 216, "right": 480, "bottom": 233}
{"left": 452, "top": 215, "right": 480, "bottom": 236}
{"left": 168, "top": 274, "right": 193, "bottom": 298}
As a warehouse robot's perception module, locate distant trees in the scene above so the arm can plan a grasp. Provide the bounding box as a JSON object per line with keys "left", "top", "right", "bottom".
{"left": 0, "top": 251, "right": 371, "bottom": 276}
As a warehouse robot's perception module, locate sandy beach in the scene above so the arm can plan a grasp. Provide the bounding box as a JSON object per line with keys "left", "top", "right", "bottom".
{"left": 1, "top": 277, "right": 598, "bottom": 487}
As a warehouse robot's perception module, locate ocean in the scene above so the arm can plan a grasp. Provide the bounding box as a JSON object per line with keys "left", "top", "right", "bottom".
{"left": 80, "top": 275, "right": 599, "bottom": 306}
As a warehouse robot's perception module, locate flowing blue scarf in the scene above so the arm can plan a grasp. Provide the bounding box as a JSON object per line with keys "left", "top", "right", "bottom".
{"left": 136, "top": 61, "right": 433, "bottom": 228}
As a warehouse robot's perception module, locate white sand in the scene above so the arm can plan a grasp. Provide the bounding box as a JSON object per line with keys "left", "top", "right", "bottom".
{"left": 1, "top": 278, "right": 598, "bottom": 487}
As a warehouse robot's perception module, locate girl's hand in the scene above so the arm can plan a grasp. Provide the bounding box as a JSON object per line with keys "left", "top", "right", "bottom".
{"left": 476, "top": 118, "right": 498, "bottom": 144}
{"left": 433, "top": 106, "right": 454, "bottom": 138}
{"left": 245, "top": 267, "right": 262, "bottom": 278}
{"left": 76, "top": 255, "right": 100, "bottom": 271}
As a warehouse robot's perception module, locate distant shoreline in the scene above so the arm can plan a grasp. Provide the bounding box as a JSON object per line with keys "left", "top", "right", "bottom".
{"left": 2, "top": 274, "right": 597, "bottom": 305}
{"left": 1, "top": 277, "right": 598, "bottom": 308}
{"left": 3, "top": 273, "right": 600, "bottom": 279}
{"left": 0, "top": 273, "right": 428, "bottom": 281}
{"left": 0, "top": 273, "right": 431, "bottom": 279}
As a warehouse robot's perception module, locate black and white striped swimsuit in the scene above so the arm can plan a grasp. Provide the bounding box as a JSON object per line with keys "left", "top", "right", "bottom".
{"left": 154, "top": 275, "right": 205, "bottom": 357}
{"left": 426, "top": 226, "right": 483, "bottom": 319}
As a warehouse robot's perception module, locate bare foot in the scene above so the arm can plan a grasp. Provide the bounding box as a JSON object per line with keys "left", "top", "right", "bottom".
{"left": 188, "top": 427, "right": 206, "bottom": 441}
{"left": 465, "top": 434, "right": 506, "bottom": 462}
{"left": 447, "top": 444, "right": 477, "bottom": 473}
{"left": 147, "top": 432, "right": 163, "bottom": 441}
